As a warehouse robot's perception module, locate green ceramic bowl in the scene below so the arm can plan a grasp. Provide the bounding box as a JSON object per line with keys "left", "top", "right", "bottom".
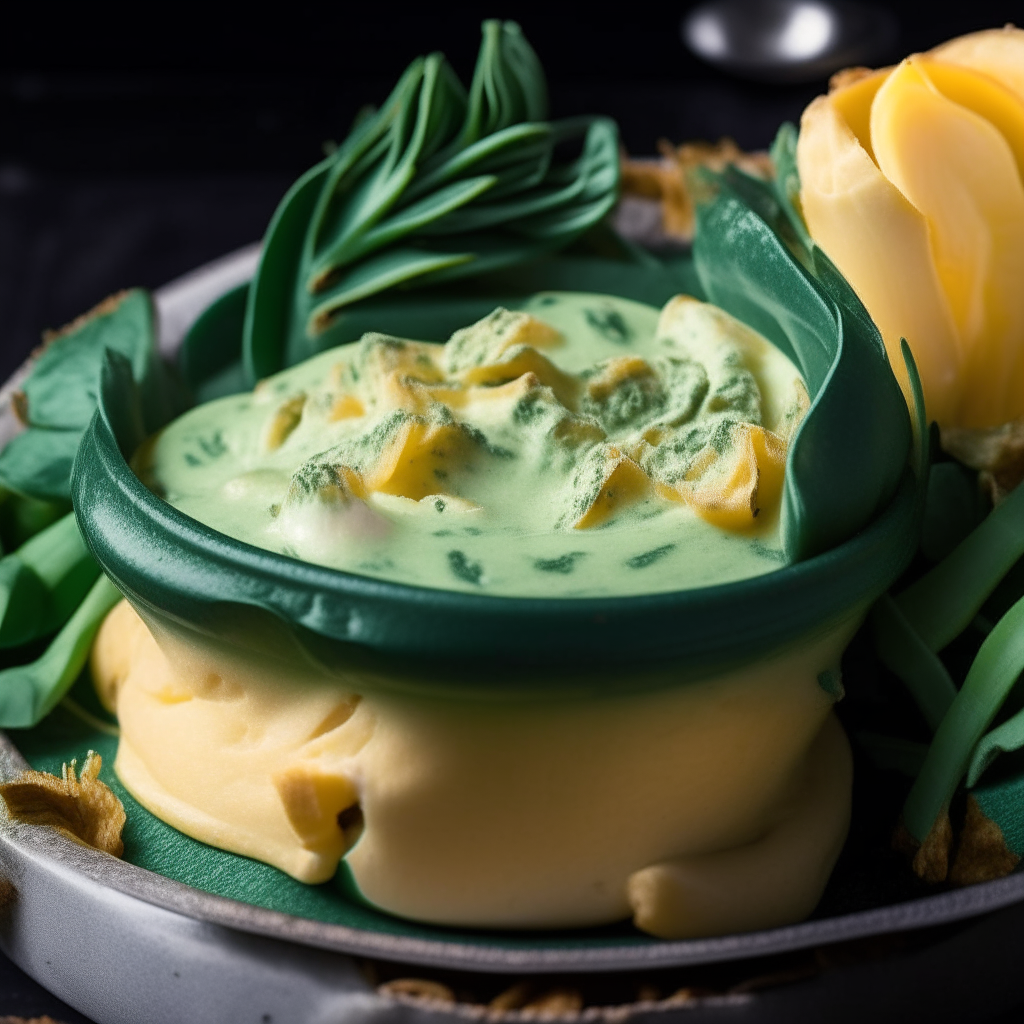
{"left": 72, "top": 179, "right": 920, "bottom": 690}
{"left": 72, "top": 235, "right": 921, "bottom": 689}
{"left": 68, "top": 290, "right": 919, "bottom": 933}
{"left": 73, "top": 361, "right": 918, "bottom": 687}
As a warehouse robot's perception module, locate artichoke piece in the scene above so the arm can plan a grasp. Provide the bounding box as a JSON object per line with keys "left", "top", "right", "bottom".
{"left": 262, "top": 393, "right": 307, "bottom": 451}
{"left": 931, "top": 26, "right": 1024, "bottom": 104}
{"left": 581, "top": 357, "right": 667, "bottom": 434}
{"left": 443, "top": 307, "right": 561, "bottom": 374}
{"left": 566, "top": 443, "right": 653, "bottom": 529}
{"left": 871, "top": 57, "right": 1024, "bottom": 428}
{"left": 656, "top": 423, "right": 787, "bottom": 532}
{"left": 364, "top": 413, "right": 482, "bottom": 500}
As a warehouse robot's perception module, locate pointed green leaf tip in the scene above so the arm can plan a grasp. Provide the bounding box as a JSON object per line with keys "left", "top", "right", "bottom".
{"left": 0, "top": 287, "right": 187, "bottom": 728}
{"left": 243, "top": 20, "right": 621, "bottom": 381}
{"left": 0, "top": 289, "right": 180, "bottom": 503}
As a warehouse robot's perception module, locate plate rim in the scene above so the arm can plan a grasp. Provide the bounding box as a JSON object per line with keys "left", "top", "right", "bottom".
{"left": 4, "top": 727, "right": 1024, "bottom": 975}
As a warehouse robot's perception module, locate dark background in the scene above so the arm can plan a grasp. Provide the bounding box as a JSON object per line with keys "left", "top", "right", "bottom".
{"left": 2, "top": 2, "right": 1023, "bottom": 1020}
{"left": 2, "top": 0, "right": 1020, "bottom": 389}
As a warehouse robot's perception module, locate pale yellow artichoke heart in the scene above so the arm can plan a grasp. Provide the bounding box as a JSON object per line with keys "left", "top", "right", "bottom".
{"left": 931, "top": 25, "right": 1024, "bottom": 104}
{"left": 798, "top": 93, "right": 961, "bottom": 423}
{"left": 914, "top": 58, "right": 1024, "bottom": 179}
{"left": 871, "top": 57, "right": 1024, "bottom": 428}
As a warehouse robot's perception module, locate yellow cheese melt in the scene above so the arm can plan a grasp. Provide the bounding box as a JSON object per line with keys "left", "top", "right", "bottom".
{"left": 92, "top": 600, "right": 855, "bottom": 936}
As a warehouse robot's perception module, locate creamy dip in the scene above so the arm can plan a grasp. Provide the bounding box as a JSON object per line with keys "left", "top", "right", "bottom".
{"left": 142, "top": 293, "right": 808, "bottom": 598}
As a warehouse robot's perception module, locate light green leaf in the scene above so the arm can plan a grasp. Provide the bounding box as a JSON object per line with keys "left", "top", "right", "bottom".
{"left": 903, "top": 591, "right": 1024, "bottom": 842}
{"left": 0, "top": 574, "right": 121, "bottom": 729}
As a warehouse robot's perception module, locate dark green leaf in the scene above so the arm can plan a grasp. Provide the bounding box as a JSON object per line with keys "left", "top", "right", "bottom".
{"left": 243, "top": 20, "right": 619, "bottom": 380}
{"left": 693, "top": 176, "right": 912, "bottom": 560}
{"left": 22, "top": 291, "right": 152, "bottom": 431}
{"left": 902, "top": 591, "right": 1024, "bottom": 842}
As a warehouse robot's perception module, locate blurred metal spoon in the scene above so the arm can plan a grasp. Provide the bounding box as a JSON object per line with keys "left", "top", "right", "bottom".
{"left": 682, "top": 0, "right": 898, "bottom": 83}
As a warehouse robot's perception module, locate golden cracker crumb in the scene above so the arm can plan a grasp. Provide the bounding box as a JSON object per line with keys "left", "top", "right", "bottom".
{"left": 380, "top": 978, "right": 456, "bottom": 1004}
{"left": 949, "top": 795, "right": 1020, "bottom": 885}
{"left": 0, "top": 751, "right": 126, "bottom": 857}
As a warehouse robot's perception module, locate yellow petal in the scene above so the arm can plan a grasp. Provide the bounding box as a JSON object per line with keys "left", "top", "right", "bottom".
{"left": 871, "top": 58, "right": 1024, "bottom": 427}
{"left": 829, "top": 66, "right": 889, "bottom": 163}
{"left": 915, "top": 57, "right": 1024, "bottom": 180}
{"left": 798, "top": 93, "right": 961, "bottom": 424}
{"left": 931, "top": 26, "right": 1024, "bottom": 104}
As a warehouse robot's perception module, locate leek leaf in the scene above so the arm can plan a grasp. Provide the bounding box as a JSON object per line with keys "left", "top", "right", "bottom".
{"left": 243, "top": 20, "right": 620, "bottom": 381}
{"left": 903, "top": 591, "right": 1024, "bottom": 842}
{"left": 0, "top": 512, "right": 99, "bottom": 649}
{"left": 0, "top": 574, "right": 121, "bottom": 729}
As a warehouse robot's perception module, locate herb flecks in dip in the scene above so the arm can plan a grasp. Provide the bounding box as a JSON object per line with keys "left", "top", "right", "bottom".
{"left": 145, "top": 293, "right": 808, "bottom": 597}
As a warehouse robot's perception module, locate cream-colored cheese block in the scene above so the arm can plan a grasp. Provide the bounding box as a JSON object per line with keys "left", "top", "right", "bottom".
{"left": 93, "top": 600, "right": 856, "bottom": 934}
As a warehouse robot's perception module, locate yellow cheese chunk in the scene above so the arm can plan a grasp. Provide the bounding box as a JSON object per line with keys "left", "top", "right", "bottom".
{"left": 363, "top": 417, "right": 478, "bottom": 501}
{"left": 443, "top": 308, "right": 562, "bottom": 375}
{"left": 656, "top": 423, "right": 786, "bottom": 531}
{"left": 457, "top": 345, "right": 580, "bottom": 409}
{"left": 572, "top": 446, "right": 652, "bottom": 529}
{"left": 327, "top": 393, "right": 365, "bottom": 421}
{"left": 585, "top": 356, "right": 658, "bottom": 403}
{"left": 262, "top": 393, "right": 306, "bottom": 451}
{"left": 92, "top": 600, "right": 856, "bottom": 933}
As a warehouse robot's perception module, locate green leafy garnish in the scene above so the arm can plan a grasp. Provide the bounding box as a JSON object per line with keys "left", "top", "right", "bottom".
{"left": 244, "top": 20, "right": 620, "bottom": 380}
{"left": 0, "top": 290, "right": 180, "bottom": 502}
{"left": 0, "top": 512, "right": 99, "bottom": 650}
{"left": 0, "top": 289, "right": 184, "bottom": 728}
{"left": 0, "top": 575, "right": 121, "bottom": 729}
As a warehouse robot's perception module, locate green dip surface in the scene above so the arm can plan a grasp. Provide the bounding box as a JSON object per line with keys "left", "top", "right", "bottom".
{"left": 143, "top": 292, "right": 808, "bottom": 598}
